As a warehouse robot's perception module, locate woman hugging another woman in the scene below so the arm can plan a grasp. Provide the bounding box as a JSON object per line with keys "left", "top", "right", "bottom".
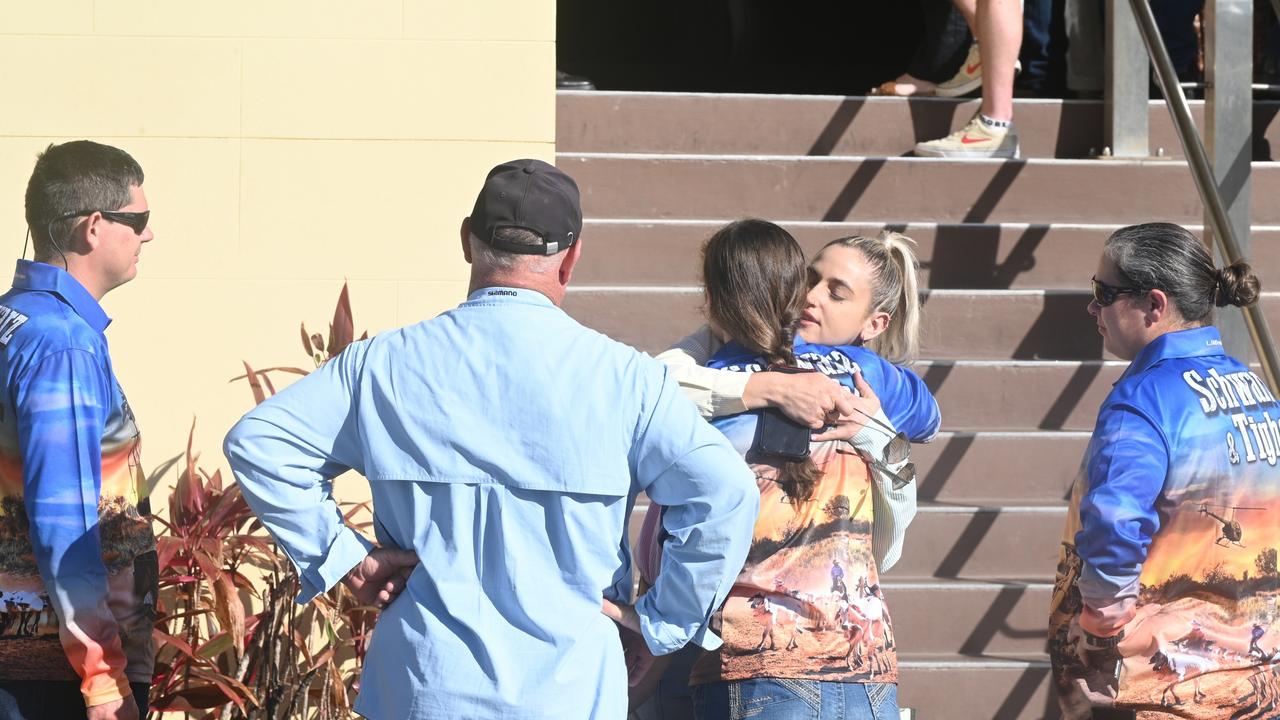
{"left": 635, "top": 219, "right": 940, "bottom": 720}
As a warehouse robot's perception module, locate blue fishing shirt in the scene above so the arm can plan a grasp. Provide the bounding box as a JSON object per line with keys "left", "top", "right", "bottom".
{"left": 224, "top": 287, "right": 758, "bottom": 720}
{"left": 1049, "top": 325, "right": 1280, "bottom": 716}
{"left": 0, "top": 260, "right": 155, "bottom": 707}
{"left": 706, "top": 339, "right": 941, "bottom": 443}
{"left": 1072, "top": 325, "right": 1280, "bottom": 603}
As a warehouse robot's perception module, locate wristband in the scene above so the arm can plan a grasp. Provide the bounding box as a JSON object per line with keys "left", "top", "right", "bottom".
{"left": 1083, "top": 627, "right": 1124, "bottom": 650}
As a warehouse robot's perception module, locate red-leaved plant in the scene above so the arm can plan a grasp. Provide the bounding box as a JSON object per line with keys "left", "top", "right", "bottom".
{"left": 150, "top": 284, "right": 371, "bottom": 718}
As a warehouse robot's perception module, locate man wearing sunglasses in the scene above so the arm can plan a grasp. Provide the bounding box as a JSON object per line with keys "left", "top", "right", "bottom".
{"left": 0, "top": 141, "right": 156, "bottom": 720}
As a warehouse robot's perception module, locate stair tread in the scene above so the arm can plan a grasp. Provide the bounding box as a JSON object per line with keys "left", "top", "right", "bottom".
{"left": 559, "top": 153, "right": 1280, "bottom": 225}
{"left": 559, "top": 90, "right": 1280, "bottom": 162}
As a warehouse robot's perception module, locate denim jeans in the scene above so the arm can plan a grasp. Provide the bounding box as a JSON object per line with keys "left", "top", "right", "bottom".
{"left": 905, "top": 0, "right": 972, "bottom": 83}
{"left": 693, "top": 679, "right": 898, "bottom": 720}
{"left": 1020, "top": 0, "right": 1053, "bottom": 91}
{"left": 632, "top": 643, "right": 700, "bottom": 720}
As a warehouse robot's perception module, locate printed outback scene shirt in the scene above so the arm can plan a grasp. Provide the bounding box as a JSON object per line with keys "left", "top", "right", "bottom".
{"left": 0, "top": 260, "right": 156, "bottom": 708}
{"left": 1050, "top": 327, "right": 1280, "bottom": 720}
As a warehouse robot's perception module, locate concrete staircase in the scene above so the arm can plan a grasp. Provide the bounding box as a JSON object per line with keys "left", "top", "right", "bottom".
{"left": 556, "top": 91, "right": 1280, "bottom": 719}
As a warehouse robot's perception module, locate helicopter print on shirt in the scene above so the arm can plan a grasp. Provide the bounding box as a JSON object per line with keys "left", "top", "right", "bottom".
{"left": 1198, "top": 503, "right": 1263, "bottom": 548}
{"left": 1049, "top": 327, "right": 1280, "bottom": 720}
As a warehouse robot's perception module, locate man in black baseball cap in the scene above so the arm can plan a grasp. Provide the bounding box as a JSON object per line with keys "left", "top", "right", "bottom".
{"left": 224, "top": 156, "right": 758, "bottom": 719}
{"left": 466, "top": 158, "right": 582, "bottom": 257}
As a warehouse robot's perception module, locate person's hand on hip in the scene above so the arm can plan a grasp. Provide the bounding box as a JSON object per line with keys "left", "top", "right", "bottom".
{"left": 343, "top": 547, "right": 420, "bottom": 609}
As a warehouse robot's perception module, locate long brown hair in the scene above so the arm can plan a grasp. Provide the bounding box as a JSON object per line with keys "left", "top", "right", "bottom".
{"left": 702, "top": 219, "right": 822, "bottom": 503}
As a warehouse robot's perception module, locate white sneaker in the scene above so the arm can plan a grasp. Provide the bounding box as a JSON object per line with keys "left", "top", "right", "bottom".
{"left": 935, "top": 43, "right": 1023, "bottom": 98}
{"left": 913, "top": 114, "right": 1020, "bottom": 159}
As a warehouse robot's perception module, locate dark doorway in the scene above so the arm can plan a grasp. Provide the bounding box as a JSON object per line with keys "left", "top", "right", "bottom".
{"left": 557, "top": 1, "right": 926, "bottom": 95}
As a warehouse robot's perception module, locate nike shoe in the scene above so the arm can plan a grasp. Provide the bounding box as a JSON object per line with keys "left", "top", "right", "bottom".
{"left": 935, "top": 43, "right": 1023, "bottom": 98}
{"left": 913, "top": 114, "right": 1019, "bottom": 158}
{"left": 936, "top": 43, "right": 983, "bottom": 98}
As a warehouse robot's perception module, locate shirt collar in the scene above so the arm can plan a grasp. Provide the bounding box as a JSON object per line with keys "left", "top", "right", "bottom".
{"left": 465, "top": 286, "right": 557, "bottom": 307}
{"left": 11, "top": 260, "right": 111, "bottom": 333}
{"left": 1121, "top": 325, "right": 1225, "bottom": 381}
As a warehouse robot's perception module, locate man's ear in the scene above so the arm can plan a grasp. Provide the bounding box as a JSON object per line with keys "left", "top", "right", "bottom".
{"left": 460, "top": 217, "right": 473, "bottom": 265}
{"left": 558, "top": 238, "right": 582, "bottom": 286}
{"left": 64, "top": 212, "right": 102, "bottom": 255}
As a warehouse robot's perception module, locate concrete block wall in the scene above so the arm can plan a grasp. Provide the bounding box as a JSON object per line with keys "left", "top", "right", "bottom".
{"left": 0, "top": 1, "right": 555, "bottom": 485}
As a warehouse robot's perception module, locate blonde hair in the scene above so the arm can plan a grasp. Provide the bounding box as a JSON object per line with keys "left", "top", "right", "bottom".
{"left": 817, "top": 231, "right": 922, "bottom": 364}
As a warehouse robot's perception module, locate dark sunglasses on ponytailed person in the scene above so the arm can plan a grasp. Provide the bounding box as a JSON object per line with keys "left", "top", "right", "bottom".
{"left": 48, "top": 209, "right": 150, "bottom": 235}
{"left": 1091, "top": 276, "right": 1147, "bottom": 308}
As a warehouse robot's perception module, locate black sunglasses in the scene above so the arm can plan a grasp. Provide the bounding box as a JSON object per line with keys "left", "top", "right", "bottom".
{"left": 1091, "top": 276, "right": 1146, "bottom": 308}
{"left": 49, "top": 209, "right": 150, "bottom": 235}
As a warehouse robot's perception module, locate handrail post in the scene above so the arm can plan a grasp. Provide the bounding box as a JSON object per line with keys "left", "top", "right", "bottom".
{"left": 1204, "top": 0, "right": 1254, "bottom": 359}
{"left": 1128, "top": 0, "right": 1280, "bottom": 393}
{"left": 1105, "top": 0, "right": 1149, "bottom": 157}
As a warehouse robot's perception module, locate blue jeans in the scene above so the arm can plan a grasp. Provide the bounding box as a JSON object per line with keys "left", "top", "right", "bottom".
{"left": 693, "top": 679, "right": 898, "bottom": 720}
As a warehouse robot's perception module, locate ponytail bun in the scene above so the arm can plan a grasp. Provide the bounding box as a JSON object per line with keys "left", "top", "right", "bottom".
{"left": 1215, "top": 260, "right": 1261, "bottom": 308}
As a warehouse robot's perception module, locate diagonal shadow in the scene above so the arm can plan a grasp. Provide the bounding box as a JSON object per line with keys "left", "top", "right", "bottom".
{"left": 990, "top": 225, "right": 1051, "bottom": 288}
{"left": 959, "top": 585, "right": 1047, "bottom": 656}
{"left": 934, "top": 511, "right": 998, "bottom": 578}
{"left": 807, "top": 97, "right": 865, "bottom": 156}
{"left": 1039, "top": 362, "right": 1104, "bottom": 430}
{"left": 992, "top": 666, "right": 1051, "bottom": 720}
{"left": 924, "top": 225, "right": 1001, "bottom": 289}
{"left": 917, "top": 434, "right": 974, "bottom": 502}
{"left": 906, "top": 97, "right": 964, "bottom": 147}
{"left": 1253, "top": 102, "right": 1278, "bottom": 161}
{"left": 822, "top": 158, "right": 887, "bottom": 222}
{"left": 926, "top": 223, "right": 1051, "bottom": 290}
{"left": 1218, "top": 130, "right": 1253, "bottom": 214}
{"left": 962, "top": 161, "right": 1028, "bottom": 224}
{"left": 920, "top": 361, "right": 954, "bottom": 395}
{"left": 1053, "top": 101, "right": 1104, "bottom": 159}
{"left": 1012, "top": 293, "right": 1104, "bottom": 360}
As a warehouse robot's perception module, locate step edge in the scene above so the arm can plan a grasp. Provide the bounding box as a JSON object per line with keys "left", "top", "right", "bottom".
{"left": 557, "top": 89, "right": 1231, "bottom": 111}
{"left": 581, "top": 218, "right": 1280, "bottom": 232}
{"left": 559, "top": 151, "right": 1194, "bottom": 167}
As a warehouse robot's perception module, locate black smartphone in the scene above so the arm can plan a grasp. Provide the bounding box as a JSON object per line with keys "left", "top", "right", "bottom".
{"left": 753, "top": 407, "right": 811, "bottom": 460}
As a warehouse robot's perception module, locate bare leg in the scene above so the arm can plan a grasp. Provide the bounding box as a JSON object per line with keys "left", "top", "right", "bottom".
{"left": 976, "top": 0, "right": 1022, "bottom": 121}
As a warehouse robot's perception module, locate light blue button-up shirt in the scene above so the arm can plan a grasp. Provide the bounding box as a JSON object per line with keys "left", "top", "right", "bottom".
{"left": 224, "top": 287, "right": 758, "bottom": 720}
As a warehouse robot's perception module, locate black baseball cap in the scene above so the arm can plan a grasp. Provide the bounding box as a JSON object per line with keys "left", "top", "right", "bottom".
{"left": 469, "top": 159, "right": 582, "bottom": 255}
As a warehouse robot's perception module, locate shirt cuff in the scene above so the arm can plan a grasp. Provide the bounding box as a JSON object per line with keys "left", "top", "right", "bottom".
{"left": 710, "top": 372, "right": 750, "bottom": 417}
{"left": 848, "top": 408, "right": 895, "bottom": 456}
{"left": 296, "top": 528, "right": 375, "bottom": 603}
{"left": 83, "top": 675, "right": 132, "bottom": 709}
{"left": 1078, "top": 562, "right": 1141, "bottom": 611}
{"left": 1079, "top": 596, "right": 1137, "bottom": 637}
{"left": 633, "top": 591, "right": 724, "bottom": 656}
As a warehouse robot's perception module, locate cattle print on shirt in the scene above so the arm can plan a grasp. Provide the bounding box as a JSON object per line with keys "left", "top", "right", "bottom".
{"left": 689, "top": 432, "right": 898, "bottom": 686}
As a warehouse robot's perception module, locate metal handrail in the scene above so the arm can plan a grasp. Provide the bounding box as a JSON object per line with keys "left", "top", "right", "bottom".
{"left": 1126, "top": 0, "right": 1280, "bottom": 392}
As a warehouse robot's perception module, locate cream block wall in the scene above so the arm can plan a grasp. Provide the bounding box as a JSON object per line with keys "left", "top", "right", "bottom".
{"left": 0, "top": 1, "right": 555, "bottom": 499}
